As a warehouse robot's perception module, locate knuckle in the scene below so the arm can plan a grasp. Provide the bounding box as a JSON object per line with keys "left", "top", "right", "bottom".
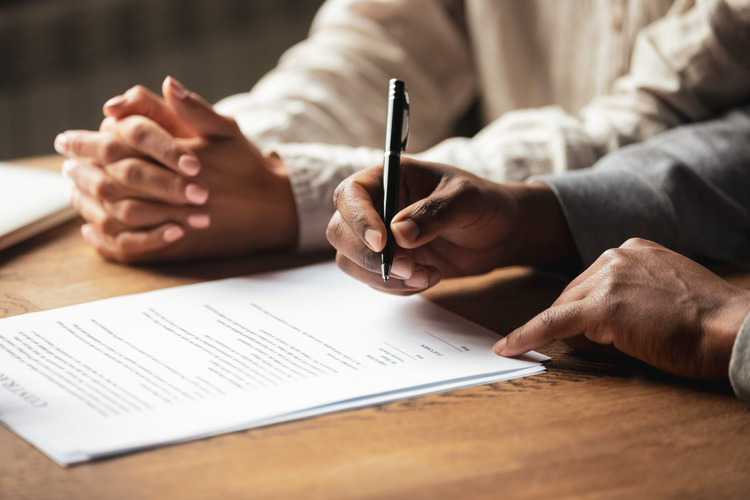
{"left": 92, "top": 177, "right": 116, "bottom": 199}
{"left": 327, "top": 214, "right": 378, "bottom": 272}
{"left": 592, "top": 273, "right": 620, "bottom": 306}
{"left": 334, "top": 251, "right": 349, "bottom": 271}
{"left": 416, "top": 197, "right": 449, "bottom": 223}
{"left": 99, "top": 137, "right": 122, "bottom": 163}
{"left": 78, "top": 210, "right": 98, "bottom": 225}
{"left": 99, "top": 116, "right": 116, "bottom": 132}
{"left": 168, "top": 177, "right": 188, "bottom": 200}
{"left": 126, "top": 85, "right": 149, "bottom": 100}
{"left": 560, "top": 303, "right": 583, "bottom": 326}
{"left": 621, "top": 237, "right": 647, "bottom": 249}
{"left": 125, "top": 118, "right": 151, "bottom": 145}
{"left": 334, "top": 252, "right": 359, "bottom": 278}
{"left": 399, "top": 157, "right": 416, "bottom": 169}
{"left": 163, "top": 143, "right": 181, "bottom": 164}
{"left": 537, "top": 308, "right": 558, "bottom": 330}
{"left": 332, "top": 181, "right": 347, "bottom": 207}
{"left": 113, "top": 234, "right": 137, "bottom": 262}
{"left": 325, "top": 222, "right": 336, "bottom": 247}
{"left": 111, "top": 199, "right": 140, "bottom": 225}
{"left": 115, "top": 159, "right": 144, "bottom": 185}
{"left": 220, "top": 114, "right": 240, "bottom": 133}
{"left": 452, "top": 176, "right": 478, "bottom": 197}
{"left": 600, "top": 293, "right": 621, "bottom": 319}
{"left": 600, "top": 247, "right": 626, "bottom": 266}
{"left": 325, "top": 212, "right": 345, "bottom": 247}
{"left": 98, "top": 215, "right": 120, "bottom": 235}
{"left": 454, "top": 183, "right": 482, "bottom": 210}
{"left": 62, "top": 134, "right": 78, "bottom": 153}
{"left": 507, "top": 328, "right": 525, "bottom": 349}
{"left": 342, "top": 199, "right": 369, "bottom": 234}
{"left": 69, "top": 188, "right": 81, "bottom": 210}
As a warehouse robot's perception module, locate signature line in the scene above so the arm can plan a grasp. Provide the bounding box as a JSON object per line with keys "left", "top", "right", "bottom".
{"left": 382, "top": 341, "right": 417, "bottom": 360}
{"left": 424, "top": 331, "right": 463, "bottom": 352}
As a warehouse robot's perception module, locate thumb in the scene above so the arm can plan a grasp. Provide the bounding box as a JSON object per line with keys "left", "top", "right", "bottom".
{"left": 390, "top": 184, "right": 477, "bottom": 249}
{"left": 162, "top": 76, "right": 239, "bottom": 138}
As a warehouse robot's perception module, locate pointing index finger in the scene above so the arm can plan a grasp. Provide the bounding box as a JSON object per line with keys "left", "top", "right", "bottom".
{"left": 495, "top": 301, "right": 589, "bottom": 357}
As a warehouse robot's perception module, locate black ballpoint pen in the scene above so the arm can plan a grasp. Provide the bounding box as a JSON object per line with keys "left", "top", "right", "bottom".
{"left": 381, "top": 78, "right": 410, "bottom": 282}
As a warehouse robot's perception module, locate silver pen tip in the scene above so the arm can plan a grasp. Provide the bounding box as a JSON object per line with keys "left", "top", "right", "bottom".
{"left": 381, "top": 264, "right": 390, "bottom": 282}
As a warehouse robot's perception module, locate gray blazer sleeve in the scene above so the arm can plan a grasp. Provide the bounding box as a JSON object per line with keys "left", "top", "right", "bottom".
{"left": 541, "top": 105, "right": 750, "bottom": 400}
{"left": 539, "top": 105, "right": 750, "bottom": 268}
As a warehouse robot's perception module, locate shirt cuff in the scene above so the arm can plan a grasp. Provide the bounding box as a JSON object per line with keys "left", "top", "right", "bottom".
{"left": 272, "top": 143, "right": 382, "bottom": 252}
{"left": 536, "top": 166, "right": 679, "bottom": 266}
{"left": 729, "top": 312, "right": 750, "bottom": 402}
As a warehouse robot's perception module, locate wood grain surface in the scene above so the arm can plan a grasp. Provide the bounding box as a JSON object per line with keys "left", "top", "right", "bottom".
{"left": 1, "top": 157, "right": 748, "bottom": 499}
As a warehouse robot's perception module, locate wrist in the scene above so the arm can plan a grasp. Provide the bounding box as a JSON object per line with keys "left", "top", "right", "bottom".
{"left": 500, "top": 181, "right": 580, "bottom": 268}
{"left": 262, "top": 152, "right": 299, "bottom": 250}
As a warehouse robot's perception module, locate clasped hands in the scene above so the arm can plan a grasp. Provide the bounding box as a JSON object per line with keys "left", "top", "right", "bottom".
{"left": 56, "top": 76, "right": 297, "bottom": 262}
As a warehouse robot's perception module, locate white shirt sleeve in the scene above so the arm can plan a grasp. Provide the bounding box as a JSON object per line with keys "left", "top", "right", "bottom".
{"left": 419, "top": 0, "right": 750, "bottom": 183}
{"left": 215, "top": 0, "right": 474, "bottom": 152}
{"left": 217, "top": 0, "right": 750, "bottom": 252}
{"left": 730, "top": 312, "right": 750, "bottom": 402}
{"left": 215, "top": 0, "right": 474, "bottom": 250}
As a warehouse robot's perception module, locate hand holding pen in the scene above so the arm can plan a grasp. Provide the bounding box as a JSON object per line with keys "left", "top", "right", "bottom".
{"left": 326, "top": 77, "right": 575, "bottom": 294}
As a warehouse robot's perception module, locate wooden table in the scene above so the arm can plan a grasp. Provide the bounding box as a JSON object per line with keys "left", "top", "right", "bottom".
{"left": 1, "top": 157, "right": 749, "bottom": 499}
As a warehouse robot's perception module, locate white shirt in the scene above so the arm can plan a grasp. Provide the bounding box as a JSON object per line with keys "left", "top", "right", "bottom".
{"left": 215, "top": 0, "right": 750, "bottom": 251}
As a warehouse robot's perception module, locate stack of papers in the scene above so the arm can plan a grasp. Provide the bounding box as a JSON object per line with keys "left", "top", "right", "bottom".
{"left": 0, "top": 262, "right": 546, "bottom": 465}
{"left": 0, "top": 162, "right": 76, "bottom": 250}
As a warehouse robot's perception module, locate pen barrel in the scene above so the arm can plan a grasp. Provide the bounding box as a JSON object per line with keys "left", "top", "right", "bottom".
{"left": 385, "top": 80, "right": 407, "bottom": 154}
{"left": 382, "top": 152, "right": 401, "bottom": 266}
{"left": 381, "top": 78, "right": 408, "bottom": 279}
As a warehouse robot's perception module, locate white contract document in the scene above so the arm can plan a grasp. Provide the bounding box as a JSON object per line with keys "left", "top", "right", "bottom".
{"left": 0, "top": 262, "right": 547, "bottom": 465}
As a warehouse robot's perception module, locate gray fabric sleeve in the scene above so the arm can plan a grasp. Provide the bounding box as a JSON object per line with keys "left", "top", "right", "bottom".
{"left": 539, "top": 105, "right": 750, "bottom": 267}
{"left": 730, "top": 312, "right": 750, "bottom": 402}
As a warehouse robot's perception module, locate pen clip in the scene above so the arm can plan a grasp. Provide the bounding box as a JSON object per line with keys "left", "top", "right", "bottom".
{"left": 401, "top": 91, "right": 410, "bottom": 152}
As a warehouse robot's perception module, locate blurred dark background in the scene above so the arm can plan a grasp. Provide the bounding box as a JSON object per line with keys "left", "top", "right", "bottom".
{"left": 0, "top": 0, "right": 325, "bottom": 160}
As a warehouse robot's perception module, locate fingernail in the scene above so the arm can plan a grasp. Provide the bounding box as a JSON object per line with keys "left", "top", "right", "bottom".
{"left": 54, "top": 134, "right": 68, "bottom": 155}
{"left": 404, "top": 269, "right": 428, "bottom": 289}
{"left": 163, "top": 225, "right": 185, "bottom": 242}
{"left": 187, "top": 213, "right": 211, "bottom": 229}
{"left": 494, "top": 338, "right": 508, "bottom": 356}
{"left": 103, "top": 95, "right": 126, "bottom": 109}
{"left": 392, "top": 220, "right": 419, "bottom": 243}
{"left": 364, "top": 229, "right": 382, "bottom": 252}
{"left": 81, "top": 224, "right": 94, "bottom": 240}
{"left": 168, "top": 76, "right": 188, "bottom": 100}
{"left": 185, "top": 184, "right": 209, "bottom": 205}
{"left": 390, "top": 256, "right": 411, "bottom": 279}
{"left": 61, "top": 158, "right": 76, "bottom": 177}
{"left": 178, "top": 154, "right": 201, "bottom": 176}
